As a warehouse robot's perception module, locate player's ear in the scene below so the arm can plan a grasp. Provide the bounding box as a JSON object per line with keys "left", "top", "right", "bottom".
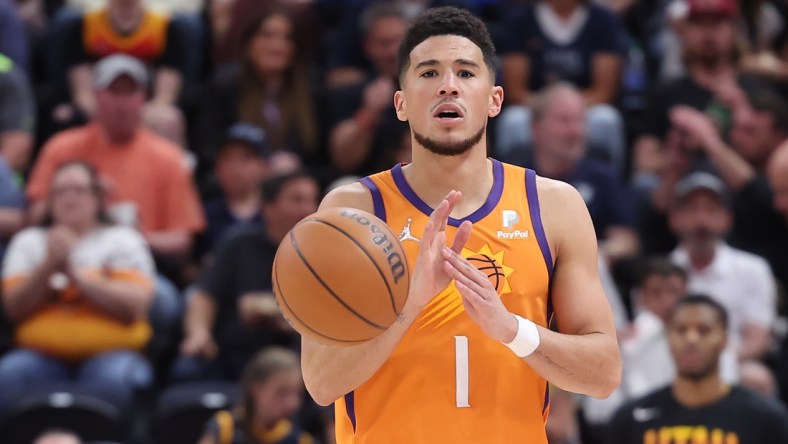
{"left": 488, "top": 85, "right": 504, "bottom": 118}
{"left": 394, "top": 90, "right": 407, "bottom": 122}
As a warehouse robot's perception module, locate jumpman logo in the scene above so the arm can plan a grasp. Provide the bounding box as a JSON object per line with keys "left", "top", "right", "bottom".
{"left": 399, "top": 218, "right": 421, "bottom": 243}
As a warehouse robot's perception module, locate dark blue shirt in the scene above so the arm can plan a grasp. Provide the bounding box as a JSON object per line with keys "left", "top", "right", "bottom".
{"left": 197, "top": 197, "right": 263, "bottom": 259}
{"left": 503, "top": 154, "right": 634, "bottom": 238}
{"left": 499, "top": 4, "right": 625, "bottom": 90}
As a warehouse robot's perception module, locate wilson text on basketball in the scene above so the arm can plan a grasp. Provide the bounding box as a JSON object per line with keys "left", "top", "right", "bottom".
{"left": 341, "top": 210, "right": 407, "bottom": 284}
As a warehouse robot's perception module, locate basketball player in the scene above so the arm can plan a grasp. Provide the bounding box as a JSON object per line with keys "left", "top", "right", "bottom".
{"left": 609, "top": 295, "right": 788, "bottom": 444}
{"left": 301, "top": 7, "right": 621, "bottom": 443}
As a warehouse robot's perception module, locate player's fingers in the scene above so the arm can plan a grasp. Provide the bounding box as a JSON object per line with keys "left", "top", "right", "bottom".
{"left": 443, "top": 247, "right": 490, "bottom": 288}
{"left": 457, "top": 281, "right": 483, "bottom": 311}
{"left": 444, "top": 260, "right": 486, "bottom": 295}
{"left": 428, "top": 199, "right": 451, "bottom": 233}
{"left": 450, "top": 220, "right": 472, "bottom": 253}
{"left": 439, "top": 190, "right": 462, "bottom": 231}
{"left": 420, "top": 220, "right": 436, "bottom": 249}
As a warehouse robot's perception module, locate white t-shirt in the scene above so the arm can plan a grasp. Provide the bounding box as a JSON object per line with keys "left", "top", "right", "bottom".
{"left": 3, "top": 225, "right": 155, "bottom": 282}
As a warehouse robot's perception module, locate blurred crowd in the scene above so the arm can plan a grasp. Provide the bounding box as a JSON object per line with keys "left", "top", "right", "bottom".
{"left": 0, "top": 0, "right": 787, "bottom": 443}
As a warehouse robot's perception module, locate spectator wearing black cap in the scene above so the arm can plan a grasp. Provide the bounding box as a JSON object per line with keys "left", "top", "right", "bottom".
{"left": 668, "top": 172, "right": 777, "bottom": 377}
{"left": 196, "top": 123, "right": 269, "bottom": 264}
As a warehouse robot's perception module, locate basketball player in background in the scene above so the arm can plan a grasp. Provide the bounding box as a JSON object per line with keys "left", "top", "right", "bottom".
{"left": 608, "top": 295, "right": 788, "bottom": 444}
{"left": 301, "top": 7, "right": 621, "bottom": 443}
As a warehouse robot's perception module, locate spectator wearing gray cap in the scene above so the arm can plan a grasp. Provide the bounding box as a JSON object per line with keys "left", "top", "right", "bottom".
{"left": 668, "top": 172, "right": 777, "bottom": 381}
{"left": 667, "top": 81, "right": 788, "bottom": 292}
{"left": 50, "top": 0, "right": 192, "bottom": 145}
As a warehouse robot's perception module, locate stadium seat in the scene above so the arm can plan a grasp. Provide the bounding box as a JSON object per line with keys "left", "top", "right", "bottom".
{"left": 151, "top": 380, "right": 240, "bottom": 444}
{"left": 0, "top": 385, "right": 125, "bottom": 444}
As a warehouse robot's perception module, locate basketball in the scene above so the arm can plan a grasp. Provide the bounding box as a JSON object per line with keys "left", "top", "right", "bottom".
{"left": 272, "top": 207, "right": 410, "bottom": 346}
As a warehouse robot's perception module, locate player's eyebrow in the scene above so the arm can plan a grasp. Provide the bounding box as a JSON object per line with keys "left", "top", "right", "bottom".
{"left": 414, "top": 59, "right": 481, "bottom": 70}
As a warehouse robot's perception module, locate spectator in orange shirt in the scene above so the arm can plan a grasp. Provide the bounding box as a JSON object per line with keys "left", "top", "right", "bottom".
{"left": 27, "top": 54, "right": 205, "bottom": 268}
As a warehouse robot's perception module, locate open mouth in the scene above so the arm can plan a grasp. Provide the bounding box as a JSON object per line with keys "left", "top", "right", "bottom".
{"left": 433, "top": 103, "right": 464, "bottom": 120}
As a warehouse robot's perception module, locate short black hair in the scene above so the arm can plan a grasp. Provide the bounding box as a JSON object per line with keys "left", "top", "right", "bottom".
{"left": 262, "top": 170, "right": 316, "bottom": 203}
{"left": 397, "top": 6, "right": 497, "bottom": 83}
{"left": 670, "top": 294, "right": 729, "bottom": 331}
{"left": 637, "top": 257, "right": 687, "bottom": 287}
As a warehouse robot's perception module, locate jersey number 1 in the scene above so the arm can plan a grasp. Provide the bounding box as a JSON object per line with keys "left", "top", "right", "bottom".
{"left": 455, "top": 336, "right": 470, "bottom": 408}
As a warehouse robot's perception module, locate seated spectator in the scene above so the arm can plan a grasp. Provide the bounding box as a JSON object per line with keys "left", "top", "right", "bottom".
{"left": 631, "top": 0, "right": 748, "bottom": 186}
{"left": 0, "top": 161, "right": 155, "bottom": 413}
{"left": 51, "top": 0, "right": 193, "bottom": 144}
{"left": 195, "top": 3, "right": 320, "bottom": 178}
{"left": 0, "top": 51, "right": 36, "bottom": 172}
{"left": 172, "top": 171, "right": 319, "bottom": 382}
{"left": 34, "top": 429, "right": 82, "bottom": 444}
{"left": 327, "top": 2, "right": 410, "bottom": 177}
{"left": 27, "top": 54, "right": 205, "bottom": 278}
{"left": 497, "top": 0, "right": 626, "bottom": 169}
{"left": 504, "top": 83, "right": 639, "bottom": 263}
{"left": 198, "top": 347, "right": 314, "bottom": 444}
{"left": 196, "top": 123, "right": 268, "bottom": 263}
{"left": 668, "top": 172, "right": 777, "bottom": 376}
{"left": 666, "top": 81, "right": 788, "bottom": 290}
{"left": 323, "top": 0, "right": 468, "bottom": 89}
{"left": 608, "top": 295, "right": 788, "bottom": 444}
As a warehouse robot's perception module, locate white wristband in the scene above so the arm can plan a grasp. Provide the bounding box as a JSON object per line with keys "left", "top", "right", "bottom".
{"left": 502, "top": 315, "right": 540, "bottom": 357}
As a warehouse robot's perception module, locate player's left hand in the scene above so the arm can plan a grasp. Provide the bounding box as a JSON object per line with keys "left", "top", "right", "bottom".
{"left": 442, "top": 247, "right": 518, "bottom": 343}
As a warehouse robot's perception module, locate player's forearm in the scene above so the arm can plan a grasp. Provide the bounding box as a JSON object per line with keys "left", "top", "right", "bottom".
{"left": 302, "top": 303, "right": 420, "bottom": 406}
{"left": 524, "top": 327, "right": 621, "bottom": 399}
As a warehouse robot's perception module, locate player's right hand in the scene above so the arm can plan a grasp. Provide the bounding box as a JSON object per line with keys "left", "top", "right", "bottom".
{"left": 180, "top": 329, "right": 218, "bottom": 359}
{"left": 406, "top": 190, "right": 472, "bottom": 313}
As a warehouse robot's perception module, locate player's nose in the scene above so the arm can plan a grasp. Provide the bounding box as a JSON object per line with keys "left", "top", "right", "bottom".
{"left": 438, "top": 72, "right": 460, "bottom": 96}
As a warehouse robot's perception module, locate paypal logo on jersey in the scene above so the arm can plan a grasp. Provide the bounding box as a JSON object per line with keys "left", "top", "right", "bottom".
{"left": 502, "top": 210, "right": 519, "bottom": 228}
{"left": 498, "top": 210, "right": 529, "bottom": 239}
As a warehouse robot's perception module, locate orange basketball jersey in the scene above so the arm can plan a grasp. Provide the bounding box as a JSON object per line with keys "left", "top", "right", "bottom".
{"left": 83, "top": 9, "right": 169, "bottom": 62}
{"left": 334, "top": 159, "right": 554, "bottom": 443}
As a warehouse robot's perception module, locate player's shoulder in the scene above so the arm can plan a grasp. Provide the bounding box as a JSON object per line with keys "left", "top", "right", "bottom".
{"left": 319, "top": 181, "right": 374, "bottom": 214}
{"left": 532, "top": 174, "right": 588, "bottom": 218}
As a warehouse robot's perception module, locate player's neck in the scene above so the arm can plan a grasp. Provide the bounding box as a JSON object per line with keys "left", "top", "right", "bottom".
{"left": 672, "top": 371, "right": 728, "bottom": 408}
{"left": 404, "top": 147, "right": 493, "bottom": 218}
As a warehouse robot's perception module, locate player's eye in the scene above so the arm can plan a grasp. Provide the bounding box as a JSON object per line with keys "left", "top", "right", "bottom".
{"left": 420, "top": 70, "right": 437, "bottom": 78}
{"left": 458, "top": 70, "right": 475, "bottom": 78}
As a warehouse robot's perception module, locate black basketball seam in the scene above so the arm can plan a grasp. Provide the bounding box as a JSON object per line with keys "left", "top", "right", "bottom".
{"left": 308, "top": 219, "right": 404, "bottom": 316}
{"left": 289, "top": 228, "right": 388, "bottom": 330}
{"left": 274, "top": 260, "right": 371, "bottom": 344}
